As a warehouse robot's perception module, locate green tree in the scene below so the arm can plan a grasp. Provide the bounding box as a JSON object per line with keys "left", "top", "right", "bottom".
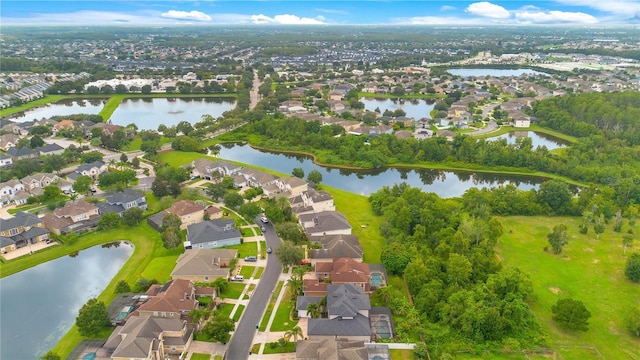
{"left": 98, "top": 212, "right": 121, "bottom": 230}
{"left": 115, "top": 280, "right": 131, "bottom": 294}
{"left": 80, "top": 151, "right": 104, "bottom": 164}
{"left": 75, "top": 298, "right": 111, "bottom": 336}
{"left": 122, "top": 207, "right": 144, "bottom": 226}
{"left": 274, "top": 222, "right": 306, "bottom": 244}
{"left": 212, "top": 277, "right": 229, "bottom": 296}
{"left": 307, "top": 169, "right": 323, "bottom": 185}
{"left": 238, "top": 202, "right": 262, "bottom": 220}
{"left": 284, "top": 326, "right": 303, "bottom": 345}
{"left": 41, "top": 351, "right": 61, "bottom": 360}
{"left": 223, "top": 192, "right": 244, "bottom": 209}
{"left": 381, "top": 242, "right": 411, "bottom": 275}
{"left": 623, "top": 235, "right": 634, "bottom": 255}
{"left": 627, "top": 305, "right": 640, "bottom": 337}
{"left": 206, "top": 182, "right": 228, "bottom": 200}
{"left": 73, "top": 175, "right": 93, "bottom": 194}
{"left": 537, "top": 180, "right": 573, "bottom": 215}
{"left": 625, "top": 252, "right": 640, "bottom": 282}
{"left": 162, "top": 226, "right": 182, "bottom": 249}
{"left": 292, "top": 167, "right": 304, "bottom": 178}
{"left": 274, "top": 241, "right": 304, "bottom": 267}
{"left": 29, "top": 135, "right": 45, "bottom": 148}
{"left": 306, "top": 302, "right": 321, "bottom": 318}
{"left": 201, "top": 313, "right": 235, "bottom": 343}
{"left": 552, "top": 298, "right": 591, "bottom": 332}
{"left": 547, "top": 224, "right": 569, "bottom": 254}
{"left": 134, "top": 278, "right": 158, "bottom": 292}
{"left": 162, "top": 213, "right": 182, "bottom": 230}
{"left": 42, "top": 154, "right": 66, "bottom": 174}
{"left": 141, "top": 85, "right": 152, "bottom": 94}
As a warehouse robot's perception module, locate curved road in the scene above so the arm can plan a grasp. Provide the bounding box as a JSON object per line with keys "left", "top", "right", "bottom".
{"left": 225, "top": 218, "right": 282, "bottom": 359}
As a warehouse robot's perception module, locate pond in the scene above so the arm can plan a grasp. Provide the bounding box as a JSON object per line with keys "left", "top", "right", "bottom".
{"left": 360, "top": 97, "right": 435, "bottom": 119}
{"left": 5, "top": 99, "right": 105, "bottom": 122}
{"left": 446, "top": 68, "right": 549, "bottom": 78}
{"left": 108, "top": 97, "right": 236, "bottom": 130}
{"left": 218, "top": 144, "right": 547, "bottom": 197}
{"left": 0, "top": 242, "right": 134, "bottom": 359}
{"left": 486, "top": 131, "right": 570, "bottom": 150}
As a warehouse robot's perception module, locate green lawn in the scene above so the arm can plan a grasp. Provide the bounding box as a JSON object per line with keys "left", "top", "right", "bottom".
{"left": 254, "top": 267, "right": 264, "bottom": 279}
{"left": 497, "top": 216, "right": 640, "bottom": 360}
{"left": 262, "top": 341, "right": 296, "bottom": 354}
{"left": 139, "top": 254, "right": 182, "bottom": 283}
{"left": 327, "top": 185, "right": 385, "bottom": 263}
{"left": 240, "top": 266, "right": 256, "bottom": 278}
{"left": 259, "top": 281, "right": 284, "bottom": 331}
{"left": 232, "top": 304, "right": 245, "bottom": 322}
{"left": 190, "top": 353, "right": 211, "bottom": 360}
{"left": 220, "top": 282, "right": 246, "bottom": 299}
{"left": 158, "top": 150, "right": 209, "bottom": 167}
{"left": 390, "top": 349, "right": 417, "bottom": 360}
{"left": 217, "top": 303, "right": 234, "bottom": 318}
{"left": 224, "top": 241, "right": 258, "bottom": 258}
{"left": 269, "top": 286, "right": 297, "bottom": 331}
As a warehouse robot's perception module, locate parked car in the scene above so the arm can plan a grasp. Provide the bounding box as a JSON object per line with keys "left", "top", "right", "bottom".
{"left": 260, "top": 216, "right": 269, "bottom": 223}
{"left": 261, "top": 225, "right": 266, "bottom": 232}
{"left": 244, "top": 256, "right": 257, "bottom": 262}
{"left": 266, "top": 247, "right": 272, "bottom": 254}
{"left": 231, "top": 275, "right": 244, "bottom": 281}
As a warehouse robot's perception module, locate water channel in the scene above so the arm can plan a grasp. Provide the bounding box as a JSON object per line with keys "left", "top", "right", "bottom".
{"left": 0, "top": 242, "right": 134, "bottom": 359}
{"left": 218, "top": 144, "right": 547, "bottom": 197}
{"left": 486, "top": 131, "right": 570, "bottom": 150}
{"left": 5, "top": 99, "right": 105, "bottom": 122}
{"left": 360, "top": 97, "right": 435, "bottom": 119}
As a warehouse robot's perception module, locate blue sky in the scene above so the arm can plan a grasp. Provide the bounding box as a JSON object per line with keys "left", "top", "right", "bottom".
{"left": 2, "top": 1, "right": 639, "bottom": 26}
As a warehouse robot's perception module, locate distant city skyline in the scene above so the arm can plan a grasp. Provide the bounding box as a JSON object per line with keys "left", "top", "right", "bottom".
{"left": 2, "top": 0, "right": 639, "bottom": 26}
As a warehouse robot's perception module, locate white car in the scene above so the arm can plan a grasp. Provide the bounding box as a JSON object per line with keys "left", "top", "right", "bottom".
{"left": 260, "top": 216, "right": 269, "bottom": 223}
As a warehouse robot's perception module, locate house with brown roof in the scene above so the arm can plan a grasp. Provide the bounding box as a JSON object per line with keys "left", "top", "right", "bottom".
{"left": 147, "top": 200, "right": 205, "bottom": 232}
{"left": 20, "top": 172, "right": 60, "bottom": 192}
{"left": 275, "top": 176, "right": 308, "bottom": 197}
{"left": 102, "top": 316, "right": 193, "bottom": 360}
{"left": 170, "top": 248, "right": 237, "bottom": 283}
{"left": 0, "top": 134, "right": 21, "bottom": 151}
{"left": 134, "top": 279, "right": 198, "bottom": 320}
{"left": 306, "top": 258, "right": 371, "bottom": 296}
{"left": 42, "top": 199, "right": 100, "bottom": 235}
{"left": 53, "top": 119, "right": 75, "bottom": 133}
{"left": 296, "top": 338, "right": 389, "bottom": 360}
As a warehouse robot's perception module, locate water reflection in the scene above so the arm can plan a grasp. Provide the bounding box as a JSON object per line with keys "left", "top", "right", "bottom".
{"left": 218, "top": 144, "right": 546, "bottom": 197}
{"left": 360, "top": 98, "right": 436, "bottom": 119}
{"left": 6, "top": 99, "right": 105, "bottom": 122}
{"left": 446, "top": 68, "right": 548, "bottom": 78}
{"left": 486, "top": 131, "right": 569, "bottom": 150}
{"left": 0, "top": 243, "right": 133, "bottom": 359}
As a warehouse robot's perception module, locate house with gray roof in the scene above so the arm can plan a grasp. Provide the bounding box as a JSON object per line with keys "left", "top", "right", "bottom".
{"left": 298, "top": 211, "right": 352, "bottom": 237}
{"left": 0, "top": 153, "right": 13, "bottom": 168}
{"left": 97, "top": 189, "right": 147, "bottom": 217}
{"left": 171, "top": 248, "right": 237, "bottom": 282}
{"left": 6, "top": 146, "right": 38, "bottom": 161}
{"left": 0, "top": 211, "right": 50, "bottom": 254}
{"left": 36, "top": 143, "right": 64, "bottom": 156}
{"left": 102, "top": 316, "right": 193, "bottom": 360}
{"left": 307, "top": 284, "right": 372, "bottom": 341}
{"left": 236, "top": 167, "right": 278, "bottom": 188}
{"left": 75, "top": 161, "right": 107, "bottom": 179}
{"left": 309, "top": 234, "right": 363, "bottom": 263}
{"left": 184, "top": 219, "right": 241, "bottom": 250}
{"left": 295, "top": 338, "right": 390, "bottom": 360}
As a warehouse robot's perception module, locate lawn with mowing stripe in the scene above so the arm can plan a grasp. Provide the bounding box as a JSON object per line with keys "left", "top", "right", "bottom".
{"left": 240, "top": 266, "right": 256, "bottom": 278}
{"left": 220, "top": 282, "right": 246, "bottom": 299}
{"left": 269, "top": 286, "right": 297, "bottom": 331}
{"left": 224, "top": 241, "right": 258, "bottom": 259}
{"left": 139, "top": 254, "right": 182, "bottom": 283}
{"left": 262, "top": 341, "right": 295, "bottom": 354}
{"left": 158, "top": 150, "right": 211, "bottom": 168}
{"left": 497, "top": 216, "right": 640, "bottom": 360}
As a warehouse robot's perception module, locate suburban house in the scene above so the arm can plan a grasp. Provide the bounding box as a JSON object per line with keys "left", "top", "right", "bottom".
{"left": 6, "top": 146, "right": 38, "bottom": 161}
{"left": 42, "top": 199, "right": 100, "bottom": 235}
{"left": 236, "top": 168, "right": 279, "bottom": 188}
{"left": 0, "top": 134, "right": 21, "bottom": 151}
{"left": 147, "top": 200, "right": 204, "bottom": 231}
{"left": 102, "top": 316, "right": 194, "bottom": 360}
{"left": 274, "top": 176, "right": 308, "bottom": 197}
{"left": 204, "top": 205, "right": 224, "bottom": 219}
{"left": 97, "top": 189, "right": 148, "bottom": 217}
{"left": 290, "top": 189, "right": 335, "bottom": 216}
{"left": 314, "top": 258, "right": 371, "bottom": 293}
{"left": 298, "top": 211, "right": 352, "bottom": 237}
{"left": 0, "top": 179, "right": 26, "bottom": 206}
{"left": 20, "top": 172, "right": 60, "bottom": 192}
{"left": 0, "top": 211, "right": 50, "bottom": 254}
{"left": 295, "top": 338, "right": 390, "bottom": 360}
{"left": 183, "top": 219, "right": 241, "bottom": 249}
{"left": 306, "top": 284, "right": 372, "bottom": 341}
{"left": 74, "top": 161, "right": 108, "bottom": 180}
{"left": 134, "top": 279, "right": 198, "bottom": 320}
{"left": 36, "top": 143, "right": 64, "bottom": 156}
{"left": 170, "top": 248, "right": 237, "bottom": 282}
{"left": 188, "top": 159, "right": 242, "bottom": 179}
{"left": 308, "top": 234, "right": 363, "bottom": 264}
{"left": 0, "top": 153, "right": 13, "bottom": 168}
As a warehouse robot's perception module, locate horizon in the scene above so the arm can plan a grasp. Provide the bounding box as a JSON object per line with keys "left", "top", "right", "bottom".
{"left": 2, "top": 1, "right": 639, "bottom": 26}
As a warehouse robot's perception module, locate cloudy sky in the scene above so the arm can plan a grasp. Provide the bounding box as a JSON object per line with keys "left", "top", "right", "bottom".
{"left": 2, "top": 0, "right": 639, "bottom": 26}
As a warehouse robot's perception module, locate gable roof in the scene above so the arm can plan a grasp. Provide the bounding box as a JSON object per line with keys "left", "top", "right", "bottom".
{"left": 2, "top": 211, "right": 42, "bottom": 230}
{"left": 105, "top": 316, "right": 187, "bottom": 359}
{"left": 36, "top": 143, "right": 64, "bottom": 154}
{"left": 137, "top": 279, "right": 198, "bottom": 314}
{"left": 107, "top": 189, "right": 145, "bottom": 205}
{"left": 186, "top": 219, "right": 240, "bottom": 245}
{"left": 326, "top": 283, "right": 371, "bottom": 317}
{"left": 296, "top": 338, "right": 369, "bottom": 360}
{"left": 309, "top": 234, "right": 363, "bottom": 260}
{"left": 7, "top": 146, "right": 36, "bottom": 157}
{"left": 53, "top": 199, "right": 97, "bottom": 217}
{"left": 171, "top": 248, "right": 237, "bottom": 279}
{"left": 167, "top": 200, "right": 203, "bottom": 217}
{"left": 307, "top": 314, "right": 371, "bottom": 337}
{"left": 299, "top": 211, "right": 351, "bottom": 233}
{"left": 76, "top": 161, "right": 105, "bottom": 172}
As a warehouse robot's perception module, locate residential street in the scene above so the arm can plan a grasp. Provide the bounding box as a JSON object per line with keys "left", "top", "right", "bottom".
{"left": 225, "top": 218, "right": 282, "bottom": 359}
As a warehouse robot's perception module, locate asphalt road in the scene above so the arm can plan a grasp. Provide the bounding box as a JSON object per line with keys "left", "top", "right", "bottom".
{"left": 225, "top": 218, "right": 282, "bottom": 359}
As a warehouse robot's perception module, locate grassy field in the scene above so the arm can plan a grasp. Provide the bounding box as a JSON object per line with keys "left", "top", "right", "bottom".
{"left": 190, "top": 353, "right": 211, "bottom": 360}
{"left": 390, "top": 349, "right": 417, "bottom": 360}
{"left": 220, "top": 282, "right": 246, "bottom": 299}
{"left": 269, "top": 286, "right": 298, "bottom": 331}
{"left": 140, "top": 254, "right": 182, "bottom": 283}
{"left": 260, "top": 281, "right": 284, "bottom": 331}
{"left": 240, "top": 266, "right": 256, "bottom": 278}
{"left": 158, "top": 150, "right": 211, "bottom": 167}
{"left": 224, "top": 241, "right": 258, "bottom": 259}
{"left": 262, "top": 341, "right": 296, "bottom": 354}
{"left": 254, "top": 267, "right": 264, "bottom": 279}
{"left": 327, "top": 185, "right": 386, "bottom": 263}
{"left": 497, "top": 216, "right": 640, "bottom": 360}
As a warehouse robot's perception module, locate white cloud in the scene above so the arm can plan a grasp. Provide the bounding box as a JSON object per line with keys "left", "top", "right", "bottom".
{"left": 440, "top": 5, "right": 456, "bottom": 11}
{"left": 250, "top": 14, "right": 326, "bottom": 25}
{"left": 160, "top": 10, "right": 211, "bottom": 21}
{"left": 315, "top": 8, "right": 349, "bottom": 15}
{"left": 554, "top": 0, "right": 639, "bottom": 15}
{"left": 515, "top": 10, "right": 598, "bottom": 23}
{"left": 395, "top": 16, "right": 489, "bottom": 25}
{"left": 466, "top": 2, "right": 511, "bottom": 19}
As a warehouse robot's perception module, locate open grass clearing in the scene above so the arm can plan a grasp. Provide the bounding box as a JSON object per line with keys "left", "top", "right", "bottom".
{"left": 259, "top": 281, "right": 284, "bottom": 331}
{"left": 139, "top": 254, "right": 181, "bottom": 283}
{"left": 223, "top": 241, "right": 257, "bottom": 259}
{"left": 158, "top": 150, "right": 211, "bottom": 168}
{"left": 219, "top": 282, "right": 246, "bottom": 299}
{"left": 497, "top": 216, "right": 640, "bottom": 360}
{"left": 269, "top": 286, "right": 297, "bottom": 332}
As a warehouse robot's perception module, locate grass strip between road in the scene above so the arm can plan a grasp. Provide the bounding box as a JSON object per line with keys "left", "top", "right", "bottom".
{"left": 259, "top": 280, "right": 284, "bottom": 331}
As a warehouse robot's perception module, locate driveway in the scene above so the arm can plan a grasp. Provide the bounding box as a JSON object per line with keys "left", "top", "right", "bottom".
{"left": 225, "top": 218, "right": 282, "bottom": 359}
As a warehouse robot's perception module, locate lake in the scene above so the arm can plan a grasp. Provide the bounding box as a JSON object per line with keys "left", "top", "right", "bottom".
{"left": 360, "top": 97, "right": 435, "bottom": 119}
{"left": 486, "top": 131, "right": 570, "bottom": 150}
{"left": 108, "top": 97, "right": 236, "bottom": 130}
{"left": 447, "top": 68, "right": 548, "bottom": 78}
{"left": 0, "top": 242, "right": 134, "bottom": 359}
{"left": 218, "top": 144, "right": 546, "bottom": 197}
{"left": 5, "top": 99, "right": 105, "bottom": 122}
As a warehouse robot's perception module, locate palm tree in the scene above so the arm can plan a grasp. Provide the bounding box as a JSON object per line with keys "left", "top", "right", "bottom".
{"left": 287, "top": 275, "right": 303, "bottom": 300}
{"left": 212, "top": 277, "right": 229, "bottom": 297}
{"left": 285, "top": 326, "right": 304, "bottom": 348}
{"left": 306, "top": 302, "right": 321, "bottom": 319}
{"left": 319, "top": 296, "right": 328, "bottom": 318}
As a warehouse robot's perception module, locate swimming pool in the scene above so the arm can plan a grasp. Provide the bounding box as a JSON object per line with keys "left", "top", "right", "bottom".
{"left": 371, "top": 272, "right": 385, "bottom": 287}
